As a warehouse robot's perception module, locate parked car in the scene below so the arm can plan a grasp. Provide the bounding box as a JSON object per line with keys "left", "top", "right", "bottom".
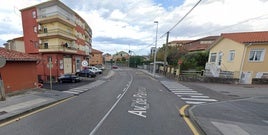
{"left": 112, "top": 65, "right": 118, "bottom": 69}
{"left": 58, "top": 74, "right": 80, "bottom": 83}
{"left": 76, "top": 69, "right": 96, "bottom": 78}
{"left": 88, "top": 66, "right": 102, "bottom": 74}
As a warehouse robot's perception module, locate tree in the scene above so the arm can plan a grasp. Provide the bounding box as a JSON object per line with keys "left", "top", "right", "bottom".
{"left": 181, "top": 51, "right": 209, "bottom": 71}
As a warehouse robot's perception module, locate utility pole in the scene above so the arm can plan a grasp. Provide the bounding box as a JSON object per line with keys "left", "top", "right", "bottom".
{"left": 153, "top": 21, "right": 158, "bottom": 77}
{"left": 164, "top": 31, "right": 169, "bottom": 75}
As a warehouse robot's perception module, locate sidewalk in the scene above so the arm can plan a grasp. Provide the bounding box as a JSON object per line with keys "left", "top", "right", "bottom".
{"left": 0, "top": 69, "right": 115, "bottom": 124}
{"left": 0, "top": 89, "right": 73, "bottom": 122}
{"left": 140, "top": 69, "right": 268, "bottom": 135}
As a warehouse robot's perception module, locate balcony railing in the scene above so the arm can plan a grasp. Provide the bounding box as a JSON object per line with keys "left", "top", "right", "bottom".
{"left": 37, "top": 11, "right": 75, "bottom": 27}
{"left": 38, "top": 28, "right": 76, "bottom": 40}
{"left": 39, "top": 44, "right": 78, "bottom": 53}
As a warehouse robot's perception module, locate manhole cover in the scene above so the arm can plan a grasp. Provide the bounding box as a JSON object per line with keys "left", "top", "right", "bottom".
{"left": 0, "top": 111, "right": 7, "bottom": 115}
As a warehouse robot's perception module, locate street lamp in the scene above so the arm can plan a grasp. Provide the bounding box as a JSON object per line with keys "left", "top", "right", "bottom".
{"left": 153, "top": 21, "right": 158, "bottom": 77}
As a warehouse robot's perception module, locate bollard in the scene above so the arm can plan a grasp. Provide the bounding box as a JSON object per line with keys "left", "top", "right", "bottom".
{"left": 0, "top": 80, "right": 6, "bottom": 101}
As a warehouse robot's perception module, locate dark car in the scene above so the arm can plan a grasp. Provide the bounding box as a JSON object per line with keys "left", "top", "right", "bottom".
{"left": 58, "top": 74, "right": 80, "bottom": 83}
{"left": 76, "top": 69, "right": 96, "bottom": 78}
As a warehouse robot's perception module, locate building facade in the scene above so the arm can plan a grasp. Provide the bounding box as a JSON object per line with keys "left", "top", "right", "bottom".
{"left": 206, "top": 31, "right": 268, "bottom": 84}
{"left": 5, "top": 37, "right": 25, "bottom": 53}
{"left": 0, "top": 48, "right": 39, "bottom": 93}
{"left": 20, "top": 0, "right": 92, "bottom": 82}
{"left": 89, "top": 48, "right": 103, "bottom": 66}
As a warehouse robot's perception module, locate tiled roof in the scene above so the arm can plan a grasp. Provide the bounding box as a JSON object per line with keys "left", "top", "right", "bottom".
{"left": 0, "top": 47, "right": 39, "bottom": 61}
{"left": 91, "top": 48, "right": 103, "bottom": 54}
{"left": 184, "top": 36, "right": 220, "bottom": 52}
{"left": 222, "top": 31, "right": 268, "bottom": 43}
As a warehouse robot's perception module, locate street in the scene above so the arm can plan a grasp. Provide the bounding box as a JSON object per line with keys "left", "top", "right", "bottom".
{"left": 0, "top": 69, "right": 193, "bottom": 135}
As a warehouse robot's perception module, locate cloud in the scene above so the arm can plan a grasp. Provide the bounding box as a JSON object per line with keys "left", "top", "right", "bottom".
{"left": 1, "top": 0, "right": 268, "bottom": 55}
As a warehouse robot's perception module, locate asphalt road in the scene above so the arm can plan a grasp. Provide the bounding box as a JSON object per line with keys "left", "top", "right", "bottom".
{"left": 0, "top": 69, "right": 193, "bottom": 135}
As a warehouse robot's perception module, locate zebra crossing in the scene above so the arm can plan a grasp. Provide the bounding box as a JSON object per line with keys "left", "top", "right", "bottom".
{"left": 161, "top": 81, "right": 218, "bottom": 105}
{"left": 63, "top": 80, "right": 105, "bottom": 95}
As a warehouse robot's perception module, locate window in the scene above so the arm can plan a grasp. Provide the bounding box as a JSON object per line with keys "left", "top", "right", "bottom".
{"left": 34, "top": 26, "right": 37, "bottom": 33}
{"left": 32, "top": 11, "right": 36, "bottom": 18}
{"left": 44, "top": 43, "right": 48, "bottom": 49}
{"left": 44, "top": 28, "right": 48, "bottom": 33}
{"left": 47, "top": 56, "right": 52, "bottom": 63}
{"left": 249, "top": 49, "right": 265, "bottom": 62}
{"left": 228, "top": 50, "right": 235, "bottom": 61}
{"left": 210, "top": 53, "right": 217, "bottom": 62}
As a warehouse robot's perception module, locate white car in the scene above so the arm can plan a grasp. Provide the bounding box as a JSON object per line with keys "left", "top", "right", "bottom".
{"left": 89, "top": 66, "right": 102, "bottom": 74}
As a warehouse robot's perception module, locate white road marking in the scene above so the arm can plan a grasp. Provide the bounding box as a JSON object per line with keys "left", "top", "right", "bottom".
{"left": 116, "top": 94, "right": 122, "bottom": 99}
{"left": 69, "top": 89, "right": 84, "bottom": 92}
{"left": 190, "top": 95, "right": 210, "bottom": 98}
{"left": 212, "top": 121, "right": 250, "bottom": 135}
{"left": 181, "top": 98, "right": 217, "bottom": 102}
{"left": 173, "top": 91, "right": 197, "bottom": 93}
{"left": 89, "top": 74, "right": 133, "bottom": 135}
{"left": 175, "top": 93, "right": 203, "bottom": 95}
{"left": 63, "top": 91, "right": 79, "bottom": 94}
{"left": 185, "top": 101, "right": 206, "bottom": 104}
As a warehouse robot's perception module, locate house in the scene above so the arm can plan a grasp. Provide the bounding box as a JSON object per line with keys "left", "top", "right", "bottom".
{"left": 4, "top": 37, "right": 25, "bottom": 53}
{"left": 184, "top": 36, "right": 219, "bottom": 53}
{"left": 113, "top": 51, "right": 129, "bottom": 61}
{"left": 206, "top": 31, "right": 268, "bottom": 84}
{"left": 168, "top": 40, "right": 193, "bottom": 47}
{"left": 103, "top": 53, "right": 112, "bottom": 62}
{"left": 89, "top": 48, "right": 103, "bottom": 66}
{"left": 0, "top": 47, "right": 40, "bottom": 93}
{"left": 20, "top": 0, "right": 92, "bottom": 82}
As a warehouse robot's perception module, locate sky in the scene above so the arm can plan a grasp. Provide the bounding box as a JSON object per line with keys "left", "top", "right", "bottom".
{"left": 1, "top": 0, "right": 268, "bottom": 55}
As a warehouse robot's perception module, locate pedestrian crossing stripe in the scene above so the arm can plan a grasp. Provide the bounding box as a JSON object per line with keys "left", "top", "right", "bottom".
{"left": 69, "top": 89, "right": 84, "bottom": 92}
{"left": 185, "top": 101, "right": 206, "bottom": 104}
{"left": 181, "top": 98, "right": 217, "bottom": 102}
{"left": 175, "top": 93, "right": 203, "bottom": 95}
{"left": 63, "top": 91, "right": 79, "bottom": 94}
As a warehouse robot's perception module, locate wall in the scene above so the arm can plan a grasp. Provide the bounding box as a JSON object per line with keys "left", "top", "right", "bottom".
{"left": 209, "top": 38, "right": 245, "bottom": 73}
{"left": 243, "top": 44, "right": 268, "bottom": 78}
{"left": 21, "top": 7, "right": 39, "bottom": 54}
{"left": 0, "top": 61, "right": 38, "bottom": 93}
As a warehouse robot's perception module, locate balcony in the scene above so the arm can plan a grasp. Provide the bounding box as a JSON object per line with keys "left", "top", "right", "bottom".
{"left": 37, "top": 13, "right": 76, "bottom": 28}
{"left": 39, "top": 44, "right": 78, "bottom": 54}
{"left": 38, "top": 28, "right": 76, "bottom": 40}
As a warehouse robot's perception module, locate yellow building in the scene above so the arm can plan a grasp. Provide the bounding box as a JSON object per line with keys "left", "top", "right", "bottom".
{"left": 206, "top": 31, "right": 268, "bottom": 84}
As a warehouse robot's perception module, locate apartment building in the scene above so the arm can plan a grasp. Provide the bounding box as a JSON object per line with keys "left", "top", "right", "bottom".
{"left": 20, "top": 0, "right": 92, "bottom": 82}
{"left": 89, "top": 48, "right": 103, "bottom": 66}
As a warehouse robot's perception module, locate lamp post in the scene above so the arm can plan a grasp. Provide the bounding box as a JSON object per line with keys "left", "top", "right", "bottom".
{"left": 153, "top": 21, "right": 158, "bottom": 77}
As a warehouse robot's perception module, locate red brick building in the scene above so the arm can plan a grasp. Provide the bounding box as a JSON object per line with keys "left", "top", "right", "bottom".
{"left": 0, "top": 48, "right": 39, "bottom": 93}
{"left": 89, "top": 48, "right": 103, "bottom": 66}
{"left": 20, "top": 0, "right": 92, "bottom": 82}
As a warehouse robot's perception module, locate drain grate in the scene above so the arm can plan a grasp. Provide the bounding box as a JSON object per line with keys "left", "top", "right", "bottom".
{"left": 0, "top": 111, "right": 7, "bottom": 115}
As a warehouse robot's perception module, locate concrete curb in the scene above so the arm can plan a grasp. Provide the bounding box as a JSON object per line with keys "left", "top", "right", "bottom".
{"left": 0, "top": 95, "right": 74, "bottom": 125}
{"left": 188, "top": 105, "right": 207, "bottom": 135}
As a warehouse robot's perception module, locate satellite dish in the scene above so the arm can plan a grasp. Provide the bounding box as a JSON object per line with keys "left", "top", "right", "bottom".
{"left": 0, "top": 57, "right": 6, "bottom": 68}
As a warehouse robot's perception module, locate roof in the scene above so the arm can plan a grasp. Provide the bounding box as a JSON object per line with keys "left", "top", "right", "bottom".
{"left": 169, "top": 40, "right": 193, "bottom": 45}
{"left": 184, "top": 36, "right": 220, "bottom": 52}
{"left": 222, "top": 31, "right": 268, "bottom": 43}
{"left": 91, "top": 48, "right": 103, "bottom": 54}
{"left": 0, "top": 47, "right": 39, "bottom": 61}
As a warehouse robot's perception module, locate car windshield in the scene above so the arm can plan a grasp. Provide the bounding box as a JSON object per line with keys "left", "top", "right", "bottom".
{"left": 1, "top": 1, "right": 268, "bottom": 135}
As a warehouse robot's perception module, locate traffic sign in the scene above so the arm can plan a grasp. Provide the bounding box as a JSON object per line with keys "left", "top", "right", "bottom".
{"left": 82, "top": 60, "right": 88, "bottom": 67}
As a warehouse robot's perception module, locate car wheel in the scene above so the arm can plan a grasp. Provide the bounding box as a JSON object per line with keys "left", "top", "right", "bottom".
{"left": 59, "top": 80, "right": 63, "bottom": 83}
{"left": 72, "top": 79, "right": 75, "bottom": 83}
